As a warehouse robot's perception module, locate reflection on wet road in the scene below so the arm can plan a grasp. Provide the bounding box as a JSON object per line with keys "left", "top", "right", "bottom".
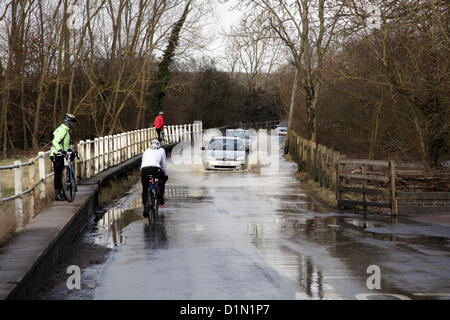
{"left": 40, "top": 151, "right": 450, "bottom": 300}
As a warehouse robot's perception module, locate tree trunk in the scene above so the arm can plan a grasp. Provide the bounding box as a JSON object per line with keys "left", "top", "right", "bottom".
{"left": 285, "top": 70, "right": 298, "bottom": 154}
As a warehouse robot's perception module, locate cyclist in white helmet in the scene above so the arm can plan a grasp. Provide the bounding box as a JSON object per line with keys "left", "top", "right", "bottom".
{"left": 140, "top": 139, "right": 168, "bottom": 217}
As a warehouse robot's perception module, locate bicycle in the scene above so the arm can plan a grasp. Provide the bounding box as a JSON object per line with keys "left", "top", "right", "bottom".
{"left": 146, "top": 174, "right": 160, "bottom": 224}
{"left": 62, "top": 148, "right": 79, "bottom": 202}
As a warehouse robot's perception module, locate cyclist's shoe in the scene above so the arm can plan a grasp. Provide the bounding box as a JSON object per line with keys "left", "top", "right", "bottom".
{"left": 143, "top": 205, "right": 150, "bottom": 217}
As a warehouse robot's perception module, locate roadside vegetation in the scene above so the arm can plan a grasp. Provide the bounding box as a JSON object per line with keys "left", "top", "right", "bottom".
{"left": 0, "top": 0, "right": 447, "bottom": 172}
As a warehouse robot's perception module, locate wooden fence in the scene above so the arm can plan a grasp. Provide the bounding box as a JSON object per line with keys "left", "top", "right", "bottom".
{"left": 337, "top": 159, "right": 397, "bottom": 214}
{"left": 287, "top": 130, "right": 398, "bottom": 215}
{"left": 288, "top": 130, "right": 344, "bottom": 192}
{"left": 0, "top": 121, "right": 202, "bottom": 234}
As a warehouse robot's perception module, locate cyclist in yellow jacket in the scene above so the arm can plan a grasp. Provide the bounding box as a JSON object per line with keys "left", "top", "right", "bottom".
{"left": 50, "top": 114, "right": 77, "bottom": 201}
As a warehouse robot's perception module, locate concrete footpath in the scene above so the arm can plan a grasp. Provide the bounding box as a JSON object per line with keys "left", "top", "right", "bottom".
{"left": 0, "top": 185, "right": 97, "bottom": 299}
{"left": 0, "top": 153, "right": 145, "bottom": 300}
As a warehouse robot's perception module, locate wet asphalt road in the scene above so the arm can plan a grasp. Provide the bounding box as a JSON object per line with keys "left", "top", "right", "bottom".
{"left": 34, "top": 148, "right": 450, "bottom": 300}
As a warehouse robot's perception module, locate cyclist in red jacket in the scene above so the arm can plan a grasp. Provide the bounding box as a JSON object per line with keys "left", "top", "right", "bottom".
{"left": 153, "top": 111, "right": 164, "bottom": 142}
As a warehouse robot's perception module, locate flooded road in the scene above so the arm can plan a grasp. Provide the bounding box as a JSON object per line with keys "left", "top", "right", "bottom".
{"left": 34, "top": 149, "right": 450, "bottom": 300}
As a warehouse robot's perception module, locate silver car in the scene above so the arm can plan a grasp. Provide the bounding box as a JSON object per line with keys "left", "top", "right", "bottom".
{"left": 202, "top": 136, "right": 246, "bottom": 170}
{"left": 274, "top": 121, "right": 288, "bottom": 135}
{"left": 226, "top": 129, "right": 250, "bottom": 151}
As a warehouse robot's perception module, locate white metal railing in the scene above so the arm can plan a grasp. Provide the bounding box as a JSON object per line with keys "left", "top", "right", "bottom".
{"left": 77, "top": 122, "right": 203, "bottom": 180}
{"left": 0, "top": 151, "right": 53, "bottom": 232}
{"left": 0, "top": 121, "right": 203, "bottom": 234}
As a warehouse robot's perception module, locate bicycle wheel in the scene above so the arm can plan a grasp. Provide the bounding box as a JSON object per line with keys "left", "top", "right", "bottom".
{"left": 149, "top": 189, "right": 159, "bottom": 223}
{"left": 63, "top": 166, "right": 75, "bottom": 202}
{"left": 71, "top": 169, "right": 77, "bottom": 201}
{"left": 153, "top": 189, "right": 159, "bottom": 222}
{"left": 147, "top": 187, "right": 153, "bottom": 224}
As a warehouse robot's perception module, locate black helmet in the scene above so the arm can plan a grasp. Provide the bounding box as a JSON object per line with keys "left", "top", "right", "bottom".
{"left": 63, "top": 113, "right": 77, "bottom": 128}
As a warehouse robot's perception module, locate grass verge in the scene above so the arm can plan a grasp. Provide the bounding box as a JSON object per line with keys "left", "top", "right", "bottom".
{"left": 284, "top": 154, "right": 338, "bottom": 208}
{"left": 0, "top": 202, "right": 16, "bottom": 246}
{"left": 295, "top": 171, "right": 338, "bottom": 208}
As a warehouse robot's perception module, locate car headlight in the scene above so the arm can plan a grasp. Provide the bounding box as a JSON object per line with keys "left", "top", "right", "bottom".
{"left": 207, "top": 155, "right": 216, "bottom": 161}
{"left": 237, "top": 156, "right": 245, "bottom": 161}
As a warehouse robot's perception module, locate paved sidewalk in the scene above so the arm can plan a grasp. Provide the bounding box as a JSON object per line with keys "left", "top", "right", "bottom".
{"left": 0, "top": 185, "right": 97, "bottom": 299}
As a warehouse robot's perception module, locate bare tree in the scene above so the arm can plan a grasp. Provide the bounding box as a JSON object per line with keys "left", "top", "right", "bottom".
{"left": 343, "top": 0, "right": 449, "bottom": 169}
{"left": 239, "top": 0, "right": 352, "bottom": 142}
{"left": 225, "top": 11, "right": 282, "bottom": 94}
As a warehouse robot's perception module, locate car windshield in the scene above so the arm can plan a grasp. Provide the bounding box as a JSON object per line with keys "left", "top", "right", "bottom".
{"left": 278, "top": 122, "right": 287, "bottom": 127}
{"left": 227, "top": 130, "right": 249, "bottom": 140}
{"left": 208, "top": 138, "right": 245, "bottom": 151}
{"left": 236, "top": 131, "right": 249, "bottom": 140}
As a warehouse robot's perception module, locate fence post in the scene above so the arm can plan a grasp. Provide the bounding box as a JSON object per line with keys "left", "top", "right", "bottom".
{"left": 38, "top": 152, "right": 46, "bottom": 199}
{"left": 144, "top": 129, "right": 149, "bottom": 149}
{"left": 130, "top": 131, "right": 134, "bottom": 156}
{"left": 106, "top": 137, "right": 110, "bottom": 171}
{"left": 127, "top": 132, "right": 131, "bottom": 159}
{"left": 336, "top": 155, "right": 342, "bottom": 206}
{"left": 104, "top": 136, "right": 108, "bottom": 170}
{"left": 14, "top": 161, "right": 23, "bottom": 232}
{"left": 117, "top": 135, "right": 121, "bottom": 164}
{"left": 112, "top": 135, "right": 116, "bottom": 165}
{"left": 76, "top": 142, "right": 82, "bottom": 180}
{"left": 29, "top": 159, "right": 35, "bottom": 220}
{"left": 122, "top": 133, "right": 126, "bottom": 160}
{"left": 86, "top": 139, "right": 92, "bottom": 178}
{"left": 141, "top": 130, "right": 144, "bottom": 152}
{"left": 166, "top": 126, "right": 170, "bottom": 144}
{"left": 98, "top": 137, "right": 108, "bottom": 171}
{"left": 122, "top": 133, "right": 126, "bottom": 161}
{"left": 94, "top": 138, "right": 99, "bottom": 174}
{"left": 136, "top": 130, "right": 140, "bottom": 154}
{"left": 137, "top": 130, "right": 140, "bottom": 154}
{"left": 108, "top": 135, "right": 113, "bottom": 166}
{"left": 390, "top": 160, "right": 398, "bottom": 215}
{"left": 134, "top": 131, "right": 138, "bottom": 156}
{"left": 164, "top": 127, "right": 168, "bottom": 144}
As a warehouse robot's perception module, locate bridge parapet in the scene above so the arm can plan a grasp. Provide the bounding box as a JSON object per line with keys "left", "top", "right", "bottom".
{"left": 0, "top": 121, "right": 202, "bottom": 237}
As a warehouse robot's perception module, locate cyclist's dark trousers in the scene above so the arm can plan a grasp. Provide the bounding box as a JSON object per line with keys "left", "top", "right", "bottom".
{"left": 156, "top": 129, "right": 162, "bottom": 142}
{"left": 52, "top": 155, "right": 65, "bottom": 192}
{"left": 141, "top": 166, "right": 166, "bottom": 207}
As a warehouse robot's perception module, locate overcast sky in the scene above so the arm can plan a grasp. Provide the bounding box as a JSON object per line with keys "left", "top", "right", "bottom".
{"left": 203, "top": 0, "right": 243, "bottom": 63}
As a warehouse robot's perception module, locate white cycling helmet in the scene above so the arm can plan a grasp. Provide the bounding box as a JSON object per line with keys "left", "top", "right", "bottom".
{"left": 150, "top": 139, "right": 160, "bottom": 149}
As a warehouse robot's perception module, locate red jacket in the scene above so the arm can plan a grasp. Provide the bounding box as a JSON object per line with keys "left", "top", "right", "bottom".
{"left": 154, "top": 115, "right": 164, "bottom": 129}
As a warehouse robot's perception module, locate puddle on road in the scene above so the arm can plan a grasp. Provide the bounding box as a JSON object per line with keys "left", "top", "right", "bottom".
{"left": 89, "top": 154, "right": 450, "bottom": 299}
{"left": 91, "top": 196, "right": 142, "bottom": 248}
{"left": 90, "top": 184, "right": 208, "bottom": 248}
